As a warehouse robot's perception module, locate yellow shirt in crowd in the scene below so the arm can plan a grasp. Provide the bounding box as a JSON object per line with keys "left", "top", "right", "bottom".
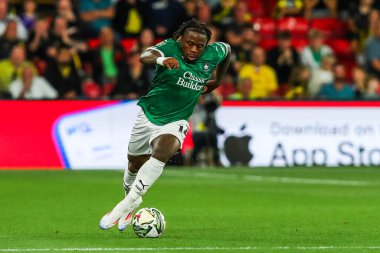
{"left": 0, "top": 60, "right": 34, "bottom": 93}
{"left": 238, "top": 64, "right": 278, "bottom": 99}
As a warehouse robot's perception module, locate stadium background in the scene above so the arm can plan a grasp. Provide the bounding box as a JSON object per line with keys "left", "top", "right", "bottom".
{"left": 1, "top": 1, "right": 380, "bottom": 252}
{"left": 1, "top": 0, "right": 380, "bottom": 169}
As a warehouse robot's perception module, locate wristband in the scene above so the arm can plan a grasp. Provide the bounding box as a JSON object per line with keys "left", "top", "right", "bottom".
{"left": 156, "top": 57, "right": 168, "bottom": 66}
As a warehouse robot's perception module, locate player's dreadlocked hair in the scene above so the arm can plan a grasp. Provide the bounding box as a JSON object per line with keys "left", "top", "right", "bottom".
{"left": 173, "top": 19, "right": 212, "bottom": 44}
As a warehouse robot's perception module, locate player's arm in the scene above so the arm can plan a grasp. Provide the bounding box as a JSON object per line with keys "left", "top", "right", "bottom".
{"left": 139, "top": 49, "right": 179, "bottom": 69}
{"left": 202, "top": 43, "right": 231, "bottom": 94}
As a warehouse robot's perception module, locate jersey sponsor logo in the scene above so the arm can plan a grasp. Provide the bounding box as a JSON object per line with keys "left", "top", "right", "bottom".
{"left": 176, "top": 71, "right": 206, "bottom": 91}
{"left": 183, "top": 71, "right": 207, "bottom": 83}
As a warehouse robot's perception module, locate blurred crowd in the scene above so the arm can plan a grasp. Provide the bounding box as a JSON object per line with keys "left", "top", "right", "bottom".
{"left": 1, "top": 0, "right": 380, "bottom": 100}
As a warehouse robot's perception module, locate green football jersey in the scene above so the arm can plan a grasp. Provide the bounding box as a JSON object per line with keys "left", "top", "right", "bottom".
{"left": 137, "top": 38, "right": 229, "bottom": 125}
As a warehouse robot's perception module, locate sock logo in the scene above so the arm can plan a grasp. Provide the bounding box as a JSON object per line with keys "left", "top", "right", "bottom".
{"left": 136, "top": 180, "right": 149, "bottom": 191}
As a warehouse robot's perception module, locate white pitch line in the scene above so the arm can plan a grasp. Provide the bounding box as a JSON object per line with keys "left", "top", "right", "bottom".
{"left": 165, "top": 171, "right": 373, "bottom": 186}
{"left": 242, "top": 175, "right": 371, "bottom": 186}
{"left": 1, "top": 246, "right": 380, "bottom": 252}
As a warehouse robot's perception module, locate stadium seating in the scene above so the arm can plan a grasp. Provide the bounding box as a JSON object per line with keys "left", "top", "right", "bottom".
{"left": 326, "top": 39, "right": 354, "bottom": 60}
{"left": 33, "top": 59, "right": 47, "bottom": 75}
{"left": 121, "top": 39, "right": 138, "bottom": 53}
{"left": 310, "top": 18, "right": 348, "bottom": 39}
{"left": 88, "top": 38, "right": 138, "bottom": 53}
{"left": 244, "top": 0, "right": 266, "bottom": 17}
{"left": 82, "top": 81, "right": 101, "bottom": 99}
{"left": 291, "top": 38, "right": 309, "bottom": 52}
{"left": 259, "top": 38, "right": 277, "bottom": 50}
{"left": 277, "top": 17, "right": 309, "bottom": 38}
{"left": 88, "top": 39, "right": 100, "bottom": 49}
{"left": 252, "top": 17, "right": 277, "bottom": 39}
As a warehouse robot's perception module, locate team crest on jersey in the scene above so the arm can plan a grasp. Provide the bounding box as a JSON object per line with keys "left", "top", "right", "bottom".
{"left": 203, "top": 63, "right": 210, "bottom": 71}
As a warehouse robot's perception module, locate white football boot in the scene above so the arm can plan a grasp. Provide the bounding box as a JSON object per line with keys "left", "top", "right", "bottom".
{"left": 99, "top": 189, "right": 143, "bottom": 231}
{"left": 117, "top": 196, "right": 142, "bottom": 231}
{"left": 99, "top": 206, "right": 124, "bottom": 230}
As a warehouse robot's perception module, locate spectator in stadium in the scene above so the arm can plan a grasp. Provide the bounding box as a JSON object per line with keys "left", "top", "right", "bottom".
{"left": 130, "top": 28, "right": 156, "bottom": 83}
{"left": 79, "top": 0, "right": 115, "bottom": 38}
{"left": 0, "top": 20, "right": 21, "bottom": 60}
{"left": 46, "top": 16, "right": 88, "bottom": 59}
{"left": 211, "top": 0, "right": 236, "bottom": 28}
{"left": 132, "top": 28, "right": 156, "bottom": 53}
{"left": 228, "top": 78, "right": 254, "bottom": 100}
{"left": 238, "top": 47, "right": 279, "bottom": 99}
{"left": 148, "top": 0, "right": 186, "bottom": 38}
{"left": 307, "top": 54, "right": 335, "bottom": 97}
{"left": 208, "top": 24, "right": 221, "bottom": 44}
{"left": 364, "top": 19, "right": 380, "bottom": 78}
{"left": 19, "top": 0, "right": 37, "bottom": 32}
{"left": 197, "top": 2, "right": 212, "bottom": 24}
{"left": 92, "top": 26, "right": 127, "bottom": 97}
{"left": 224, "top": 1, "right": 251, "bottom": 46}
{"left": 9, "top": 64, "right": 58, "bottom": 99}
{"left": 113, "top": 0, "right": 150, "bottom": 38}
{"left": 215, "top": 74, "right": 236, "bottom": 100}
{"left": 230, "top": 24, "right": 259, "bottom": 74}
{"left": 183, "top": 0, "right": 198, "bottom": 21}
{"left": 272, "top": 0, "right": 304, "bottom": 19}
{"left": 0, "top": 1, "right": 27, "bottom": 41}
{"left": 112, "top": 48, "right": 150, "bottom": 99}
{"left": 363, "top": 75, "right": 380, "bottom": 99}
{"left": 304, "top": 0, "right": 338, "bottom": 20}
{"left": 285, "top": 66, "right": 311, "bottom": 99}
{"left": 300, "top": 29, "right": 334, "bottom": 70}
{"left": 57, "top": 0, "right": 80, "bottom": 31}
{"left": 351, "top": 66, "right": 368, "bottom": 99}
{"left": 27, "top": 16, "right": 50, "bottom": 61}
{"left": 267, "top": 31, "right": 300, "bottom": 87}
{"left": 318, "top": 64, "right": 355, "bottom": 100}
{"left": 0, "top": 45, "right": 34, "bottom": 98}
{"left": 44, "top": 45, "right": 82, "bottom": 99}
{"left": 347, "top": 0, "right": 379, "bottom": 64}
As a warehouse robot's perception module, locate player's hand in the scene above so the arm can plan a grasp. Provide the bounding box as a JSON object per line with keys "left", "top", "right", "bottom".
{"left": 163, "top": 58, "right": 180, "bottom": 70}
{"left": 202, "top": 80, "right": 219, "bottom": 94}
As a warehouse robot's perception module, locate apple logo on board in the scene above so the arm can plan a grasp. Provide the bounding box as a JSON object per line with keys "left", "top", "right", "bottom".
{"left": 223, "top": 124, "right": 253, "bottom": 166}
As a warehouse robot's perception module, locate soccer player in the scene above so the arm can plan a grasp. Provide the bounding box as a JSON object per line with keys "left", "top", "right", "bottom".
{"left": 99, "top": 19, "right": 231, "bottom": 231}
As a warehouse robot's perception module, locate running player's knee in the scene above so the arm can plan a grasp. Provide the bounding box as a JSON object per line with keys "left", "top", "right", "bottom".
{"left": 151, "top": 135, "right": 180, "bottom": 163}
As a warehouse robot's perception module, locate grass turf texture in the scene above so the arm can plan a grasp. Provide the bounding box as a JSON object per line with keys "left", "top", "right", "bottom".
{"left": 0, "top": 167, "right": 379, "bottom": 253}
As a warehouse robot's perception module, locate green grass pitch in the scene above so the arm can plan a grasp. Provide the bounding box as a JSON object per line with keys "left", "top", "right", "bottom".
{"left": 0, "top": 167, "right": 380, "bottom": 253}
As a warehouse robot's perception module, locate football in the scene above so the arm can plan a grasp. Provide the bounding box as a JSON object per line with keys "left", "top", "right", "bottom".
{"left": 132, "top": 207, "right": 166, "bottom": 238}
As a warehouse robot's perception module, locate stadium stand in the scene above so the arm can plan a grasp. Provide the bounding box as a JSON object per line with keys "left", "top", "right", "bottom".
{"left": 0, "top": 0, "right": 378, "bottom": 100}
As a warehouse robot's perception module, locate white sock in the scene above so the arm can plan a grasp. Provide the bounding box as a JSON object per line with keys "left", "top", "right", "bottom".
{"left": 123, "top": 169, "right": 137, "bottom": 189}
{"left": 114, "top": 157, "right": 165, "bottom": 213}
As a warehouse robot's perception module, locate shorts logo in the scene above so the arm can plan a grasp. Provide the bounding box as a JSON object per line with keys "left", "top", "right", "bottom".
{"left": 179, "top": 125, "right": 188, "bottom": 135}
{"left": 203, "top": 63, "right": 209, "bottom": 70}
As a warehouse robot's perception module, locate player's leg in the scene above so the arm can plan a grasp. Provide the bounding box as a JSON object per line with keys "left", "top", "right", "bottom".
{"left": 100, "top": 110, "right": 152, "bottom": 230}
{"left": 101, "top": 135, "right": 180, "bottom": 231}
{"left": 120, "top": 134, "right": 180, "bottom": 204}
{"left": 117, "top": 155, "right": 150, "bottom": 231}
{"left": 124, "top": 120, "right": 189, "bottom": 200}
{"left": 123, "top": 154, "right": 150, "bottom": 195}
{"left": 100, "top": 118, "right": 188, "bottom": 230}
